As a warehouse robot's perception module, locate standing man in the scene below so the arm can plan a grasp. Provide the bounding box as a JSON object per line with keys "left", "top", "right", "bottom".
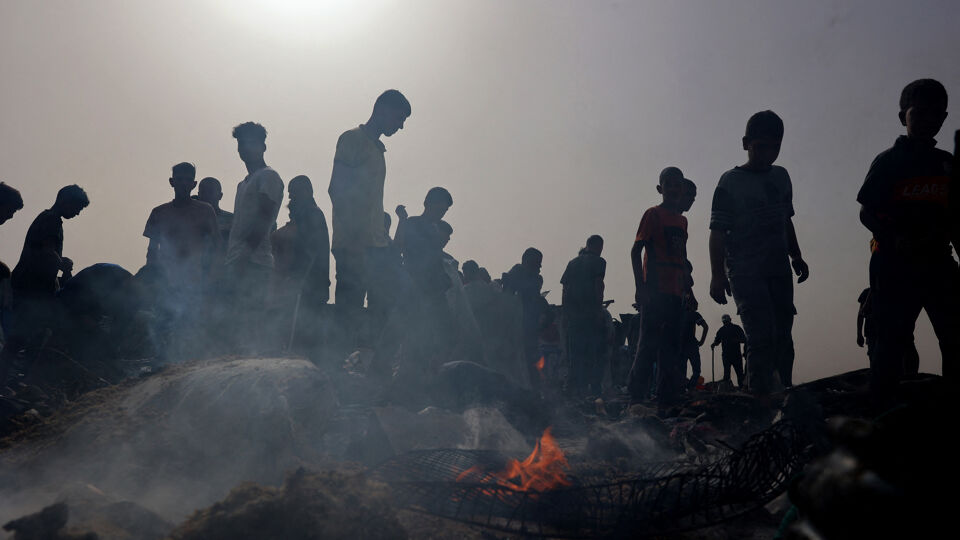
{"left": 143, "top": 162, "right": 221, "bottom": 360}
{"left": 225, "top": 122, "right": 284, "bottom": 353}
{"left": 711, "top": 314, "right": 746, "bottom": 387}
{"left": 328, "top": 89, "right": 411, "bottom": 340}
{"left": 503, "top": 248, "right": 549, "bottom": 389}
{"left": 2, "top": 185, "right": 89, "bottom": 382}
{"left": 560, "top": 235, "right": 607, "bottom": 397}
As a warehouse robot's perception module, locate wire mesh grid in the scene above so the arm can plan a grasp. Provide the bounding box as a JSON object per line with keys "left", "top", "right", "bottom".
{"left": 373, "top": 420, "right": 812, "bottom": 538}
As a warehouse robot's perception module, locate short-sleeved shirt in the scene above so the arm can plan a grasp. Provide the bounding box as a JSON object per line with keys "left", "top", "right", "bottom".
{"left": 636, "top": 205, "right": 688, "bottom": 297}
{"left": 710, "top": 166, "right": 795, "bottom": 278}
{"left": 226, "top": 166, "right": 284, "bottom": 267}
{"left": 712, "top": 323, "right": 746, "bottom": 358}
{"left": 144, "top": 199, "right": 220, "bottom": 287}
{"left": 856, "top": 136, "right": 953, "bottom": 258}
{"left": 328, "top": 126, "right": 388, "bottom": 251}
{"left": 560, "top": 252, "right": 606, "bottom": 312}
{"left": 11, "top": 209, "right": 64, "bottom": 293}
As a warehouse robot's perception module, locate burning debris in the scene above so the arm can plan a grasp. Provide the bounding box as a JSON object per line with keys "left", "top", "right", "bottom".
{"left": 455, "top": 427, "right": 572, "bottom": 493}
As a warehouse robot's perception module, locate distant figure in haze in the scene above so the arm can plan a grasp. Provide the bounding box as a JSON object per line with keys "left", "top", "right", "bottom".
{"left": 708, "top": 111, "right": 809, "bottom": 393}
{"left": 270, "top": 175, "right": 330, "bottom": 348}
{"left": 628, "top": 167, "right": 691, "bottom": 410}
{"left": 503, "top": 247, "right": 548, "bottom": 388}
{"left": 196, "top": 177, "right": 234, "bottom": 245}
{"left": 385, "top": 187, "right": 455, "bottom": 377}
{"left": 0, "top": 182, "right": 24, "bottom": 349}
{"left": 143, "top": 162, "right": 220, "bottom": 359}
{"left": 682, "top": 308, "right": 708, "bottom": 390}
{"left": 560, "top": 235, "right": 607, "bottom": 397}
{"left": 396, "top": 187, "right": 453, "bottom": 296}
{"left": 286, "top": 175, "right": 331, "bottom": 350}
{"left": 225, "top": 122, "right": 284, "bottom": 353}
{"left": 856, "top": 79, "right": 958, "bottom": 394}
{"left": 711, "top": 314, "right": 746, "bottom": 387}
{"left": 287, "top": 175, "right": 331, "bottom": 305}
{"left": 0, "top": 182, "right": 24, "bottom": 280}
{"left": 2, "top": 185, "right": 89, "bottom": 382}
{"left": 328, "top": 89, "right": 410, "bottom": 323}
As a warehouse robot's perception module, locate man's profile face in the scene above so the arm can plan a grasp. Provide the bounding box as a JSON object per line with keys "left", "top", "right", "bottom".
{"left": 524, "top": 254, "right": 543, "bottom": 274}
{"left": 288, "top": 182, "right": 312, "bottom": 202}
{"left": 237, "top": 137, "right": 265, "bottom": 163}
{"left": 0, "top": 204, "right": 17, "bottom": 225}
{"left": 62, "top": 200, "right": 85, "bottom": 219}
{"left": 381, "top": 107, "right": 408, "bottom": 136}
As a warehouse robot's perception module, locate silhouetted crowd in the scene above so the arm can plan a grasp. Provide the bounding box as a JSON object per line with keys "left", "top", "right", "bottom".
{"left": 1, "top": 79, "right": 957, "bottom": 410}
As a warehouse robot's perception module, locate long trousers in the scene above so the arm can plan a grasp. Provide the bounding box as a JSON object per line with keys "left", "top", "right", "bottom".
{"left": 628, "top": 293, "right": 683, "bottom": 406}
{"left": 869, "top": 250, "right": 960, "bottom": 395}
{"left": 722, "top": 354, "right": 744, "bottom": 386}
{"left": 729, "top": 274, "right": 795, "bottom": 392}
{"left": 683, "top": 341, "right": 701, "bottom": 388}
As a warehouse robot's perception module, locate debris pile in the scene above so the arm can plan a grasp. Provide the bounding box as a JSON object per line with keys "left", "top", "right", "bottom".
{"left": 169, "top": 468, "right": 405, "bottom": 540}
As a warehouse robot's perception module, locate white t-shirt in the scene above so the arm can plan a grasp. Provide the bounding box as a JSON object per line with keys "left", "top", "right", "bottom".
{"left": 226, "top": 166, "right": 284, "bottom": 267}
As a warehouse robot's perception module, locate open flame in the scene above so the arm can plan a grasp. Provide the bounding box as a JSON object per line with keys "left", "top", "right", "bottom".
{"left": 535, "top": 356, "right": 545, "bottom": 372}
{"left": 456, "top": 427, "right": 571, "bottom": 492}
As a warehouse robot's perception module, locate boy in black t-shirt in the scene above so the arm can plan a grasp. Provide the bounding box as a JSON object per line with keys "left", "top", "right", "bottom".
{"left": 857, "top": 79, "right": 958, "bottom": 394}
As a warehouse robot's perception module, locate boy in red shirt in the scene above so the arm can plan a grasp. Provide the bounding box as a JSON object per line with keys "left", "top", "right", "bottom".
{"left": 628, "top": 167, "right": 692, "bottom": 409}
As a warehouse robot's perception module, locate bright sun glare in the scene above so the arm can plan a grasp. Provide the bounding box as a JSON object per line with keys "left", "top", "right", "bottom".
{"left": 225, "top": 0, "right": 386, "bottom": 43}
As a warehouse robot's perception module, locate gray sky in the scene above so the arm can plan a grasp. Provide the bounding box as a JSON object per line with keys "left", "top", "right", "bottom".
{"left": 2, "top": 0, "right": 959, "bottom": 383}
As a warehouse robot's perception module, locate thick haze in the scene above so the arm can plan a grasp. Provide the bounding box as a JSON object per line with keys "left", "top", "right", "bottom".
{"left": 1, "top": 0, "right": 958, "bottom": 383}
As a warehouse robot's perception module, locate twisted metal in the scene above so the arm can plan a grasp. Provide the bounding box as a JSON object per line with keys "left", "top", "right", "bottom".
{"left": 374, "top": 420, "right": 812, "bottom": 538}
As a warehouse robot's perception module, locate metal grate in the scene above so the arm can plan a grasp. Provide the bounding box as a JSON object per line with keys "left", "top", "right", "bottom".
{"left": 373, "top": 420, "right": 812, "bottom": 538}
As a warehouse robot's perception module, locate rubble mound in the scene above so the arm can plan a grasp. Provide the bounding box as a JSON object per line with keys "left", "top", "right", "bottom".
{"left": 168, "top": 468, "right": 406, "bottom": 540}
{"left": 1, "top": 357, "right": 338, "bottom": 522}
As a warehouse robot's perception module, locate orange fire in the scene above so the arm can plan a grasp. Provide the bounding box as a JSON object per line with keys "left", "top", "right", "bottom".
{"left": 534, "top": 356, "right": 545, "bottom": 372}
{"left": 456, "top": 427, "right": 572, "bottom": 492}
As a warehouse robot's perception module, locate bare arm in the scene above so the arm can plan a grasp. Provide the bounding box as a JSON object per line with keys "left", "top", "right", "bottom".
{"left": 856, "top": 311, "right": 865, "bottom": 347}
{"left": 697, "top": 319, "right": 709, "bottom": 346}
{"left": 708, "top": 230, "right": 730, "bottom": 304}
{"left": 244, "top": 192, "right": 278, "bottom": 250}
{"left": 786, "top": 218, "right": 809, "bottom": 283}
{"left": 631, "top": 240, "right": 646, "bottom": 306}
